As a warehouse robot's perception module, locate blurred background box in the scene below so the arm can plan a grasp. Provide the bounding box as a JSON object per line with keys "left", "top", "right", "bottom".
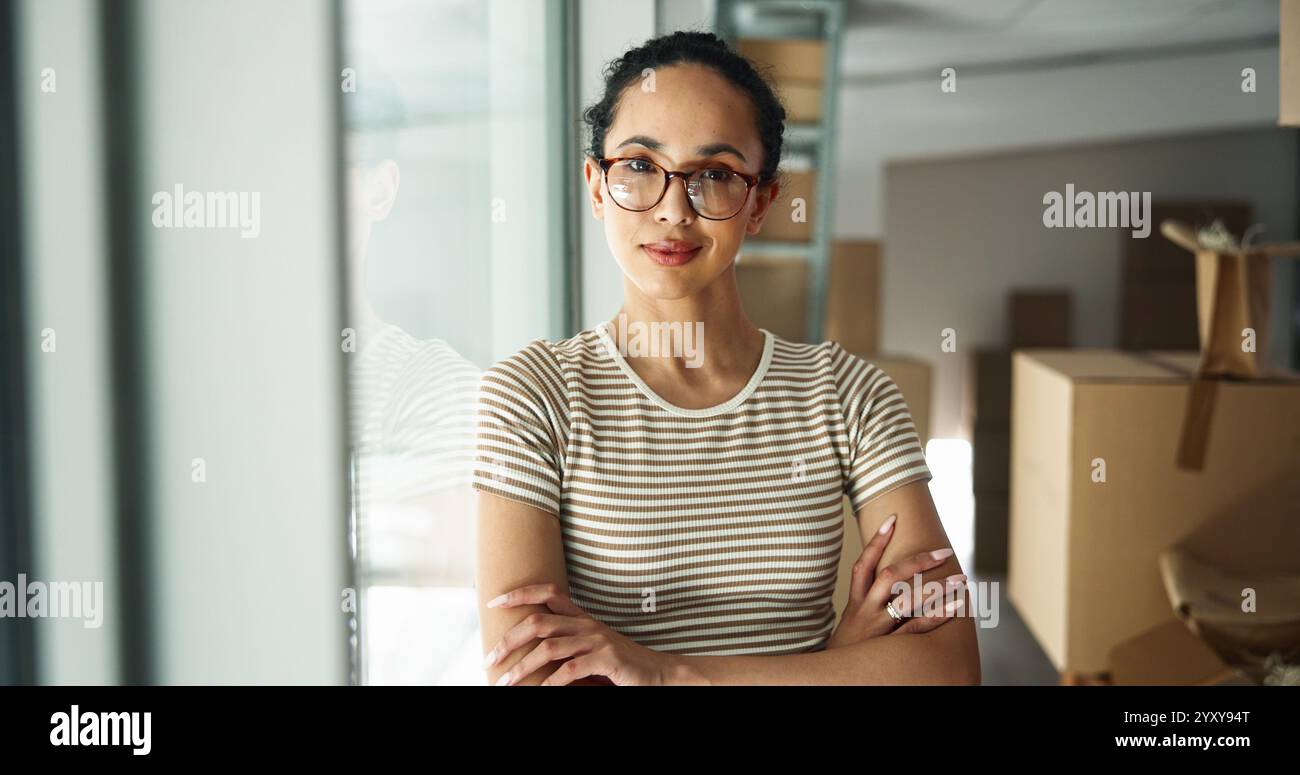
{"left": 735, "top": 254, "right": 809, "bottom": 341}
{"left": 968, "top": 349, "right": 1013, "bottom": 574}
{"left": 738, "top": 38, "right": 826, "bottom": 122}
{"left": 1008, "top": 349, "right": 1300, "bottom": 673}
{"left": 1008, "top": 289, "right": 1073, "bottom": 348}
{"left": 761, "top": 169, "right": 817, "bottom": 242}
{"left": 736, "top": 38, "right": 827, "bottom": 82}
{"left": 967, "top": 349, "right": 1013, "bottom": 426}
{"left": 1119, "top": 202, "right": 1251, "bottom": 351}
{"left": 1109, "top": 618, "right": 1253, "bottom": 686}
{"left": 1158, "top": 471, "right": 1300, "bottom": 681}
{"left": 775, "top": 80, "right": 823, "bottom": 123}
{"left": 1282, "top": 0, "right": 1300, "bottom": 126}
{"left": 823, "top": 240, "right": 880, "bottom": 355}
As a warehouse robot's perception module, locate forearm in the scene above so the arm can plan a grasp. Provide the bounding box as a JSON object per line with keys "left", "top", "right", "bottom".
{"left": 670, "top": 617, "right": 981, "bottom": 686}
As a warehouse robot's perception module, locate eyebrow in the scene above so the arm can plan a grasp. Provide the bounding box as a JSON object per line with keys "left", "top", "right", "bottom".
{"left": 614, "top": 135, "right": 748, "bottom": 163}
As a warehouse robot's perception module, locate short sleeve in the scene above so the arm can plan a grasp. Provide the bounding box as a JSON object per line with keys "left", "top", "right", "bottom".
{"left": 471, "top": 349, "right": 566, "bottom": 518}
{"left": 843, "top": 360, "right": 933, "bottom": 514}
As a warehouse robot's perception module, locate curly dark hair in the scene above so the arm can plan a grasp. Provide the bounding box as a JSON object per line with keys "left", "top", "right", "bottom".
{"left": 582, "top": 31, "right": 785, "bottom": 184}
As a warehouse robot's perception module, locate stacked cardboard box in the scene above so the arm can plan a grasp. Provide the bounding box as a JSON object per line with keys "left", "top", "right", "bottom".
{"left": 760, "top": 168, "right": 817, "bottom": 242}
{"left": 738, "top": 38, "right": 825, "bottom": 245}
{"left": 1007, "top": 349, "right": 1300, "bottom": 674}
{"left": 972, "top": 290, "right": 1073, "bottom": 575}
{"left": 734, "top": 255, "right": 809, "bottom": 342}
{"left": 737, "top": 38, "right": 826, "bottom": 123}
{"left": 822, "top": 241, "right": 880, "bottom": 354}
{"left": 1282, "top": 0, "right": 1300, "bottom": 126}
{"left": 1109, "top": 619, "right": 1253, "bottom": 685}
{"left": 1119, "top": 202, "right": 1251, "bottom": 351}
{"left": 970, "top": 350, "right": 1012, "bottom": 575}
{"left": 1008, "top": 289, "right": 1072, "bottom": 348}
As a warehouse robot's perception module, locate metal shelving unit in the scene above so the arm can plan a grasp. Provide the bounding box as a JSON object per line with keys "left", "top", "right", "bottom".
{"left": 715, "top": 0, "right": 845, "bottom": 342}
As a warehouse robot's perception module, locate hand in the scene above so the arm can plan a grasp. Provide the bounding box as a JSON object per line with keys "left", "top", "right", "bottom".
{"left": 483, "top": 583, "right": 684, "bottom": 686}
{"left": 827, "top": 513, "right": 967, "bottom": 649}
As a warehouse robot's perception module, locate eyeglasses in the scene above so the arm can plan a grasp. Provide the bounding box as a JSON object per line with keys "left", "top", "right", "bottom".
{"left": 598, "top": 157, "right": 760, "bottom": 221}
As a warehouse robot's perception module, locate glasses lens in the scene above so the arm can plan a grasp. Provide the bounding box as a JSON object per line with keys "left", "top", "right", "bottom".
{"left": 688, "top": 168, "right": 749, "bottom": 219}
{"left": 606, "top": 159, "right": 665, "bottom": 211}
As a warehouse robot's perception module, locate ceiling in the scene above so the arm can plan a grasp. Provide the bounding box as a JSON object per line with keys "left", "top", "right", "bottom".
{"left": 840, "top": 0, "right": 1280, "bottom": 80}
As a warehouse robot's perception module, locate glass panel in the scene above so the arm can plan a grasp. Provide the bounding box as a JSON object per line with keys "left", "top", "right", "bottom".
{"left": 341, "top": 0, "right": 569, "bottom": 685}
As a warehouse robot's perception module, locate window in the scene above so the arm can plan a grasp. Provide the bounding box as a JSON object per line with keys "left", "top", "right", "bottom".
{"left": 341, "top": 0, "right": 575, "bottom": 685}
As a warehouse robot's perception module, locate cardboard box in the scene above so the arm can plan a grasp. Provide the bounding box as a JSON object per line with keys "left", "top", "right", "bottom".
{"left": 1158, "top": 471, "right": 1300, "bottom": 673}
{"left": 972, "top": 424, "right": 1010, "bottom": 494}
{"left": 737, "top": 38, "right": 826, "bottom": 122}
{"left": 1110, "top": 619, "right": 1253, "bottom": 686}
{"left": 1007, "top": 349, "right": 1300, "bottom": 672}
{"left": 1120, "top": 281, "right": 1199, "bottom": 351}
{"left": 759, "top": 169, "right": 816, "bottom": 242}
{"left": 737, "top": 38, "right": 827, "bottom": 83}
{"left": 1123, "top": 203, "right": 1251, "bottom": 287}
{"left": 735, "top": 255, "right": 808, "bottom": 342}
{"left": 1008, "top": 289, "right": 1072, "bottom": 348}
{"left": 832, "top": 354, "right": 934, "bottom": 617}
{"left": 776, "top": 80, "right": 822, "bottom": 122}
{"left": 974, "top": 495, "right": 1009, "bottom": 576}
{"left": 1120, "top": 202, "right": 1250, "bottom": 351}
{"left": 1282, "top": 0, "right": 1300, "bottom": 126}
{"left": 823, "top": 241, "right": 880, "bottom": 355}
{"left": 967, "top": 350, "right": 1012, "bottom": 427}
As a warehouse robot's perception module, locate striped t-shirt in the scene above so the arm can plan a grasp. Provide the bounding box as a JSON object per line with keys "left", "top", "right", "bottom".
{"left": 472, "top": 322, "right": 932, "bottom": 656}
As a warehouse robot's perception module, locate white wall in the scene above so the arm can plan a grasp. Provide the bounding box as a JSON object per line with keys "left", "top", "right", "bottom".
{"left": 138, "top": 0, "right": 348, "bottom": 684}
{"left": 834, "top": 46, "right": 1280, "bottom": 238}
{"left": 884, "top": 128, "right": 1297, "bottom": 440}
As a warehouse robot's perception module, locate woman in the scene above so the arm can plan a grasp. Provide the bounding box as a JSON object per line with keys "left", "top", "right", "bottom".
{"left": 473, "top": 31, "right": 980, "bottom": 685}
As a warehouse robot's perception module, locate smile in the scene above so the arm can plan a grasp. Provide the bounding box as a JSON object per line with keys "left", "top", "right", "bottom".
{"left": 641, "top": 241, "right": 702, "bottom": 266}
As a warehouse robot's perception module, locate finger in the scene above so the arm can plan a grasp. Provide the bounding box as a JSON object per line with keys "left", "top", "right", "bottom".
{"left": 891, "top": 573, "right": 966, "bottom": 617}
{"left": 486, "top": 583, "right": 584, "bottom": 616}
{"left": 848, "top": 513, "right": 897, "bottom": 608}
{"left": 892, "top": 576, "right": 967, "bottom": 634}
{"left": 496, "top": 636, "right": 592, "bottom": 686}
{"left": 893, "top": 597, "right": 964, "bottom": 634}
{"left": 485, "top": 612, "right": 588, "bottom": 667}
{"left": 541, "top": 653, "right": 616, "bottom": 686}
{"left": 866, "top": 547, "right": 956, "bottom": 607}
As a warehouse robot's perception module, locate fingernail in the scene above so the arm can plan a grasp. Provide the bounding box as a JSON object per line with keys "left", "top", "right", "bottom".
{"left": 495, "top": 672, "right": 512, "bottom": 687}
{"left": 482, "top": 649, "right": 498, "bottom": 668}
{"left": 930, "top": 548, "right": 954, "bottom": 561}
{"left": 945, "top": 573, "right": 967, "bottom": 586}
{"left": 944, "top": 599, "right": 961, "bottom": 614}
{"left": 486, "top": 594, "right": 507, "bottom": 608}
{"left": 878, "top": 514, "right": 897, "bottom": 534}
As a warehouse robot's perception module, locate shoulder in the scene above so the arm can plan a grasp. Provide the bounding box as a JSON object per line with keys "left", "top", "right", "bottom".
{"left": 765, "top": 332, "right": 891, "bottom": 395}
{"left": 479, "top": 328, "right": 605, "bottom": 409}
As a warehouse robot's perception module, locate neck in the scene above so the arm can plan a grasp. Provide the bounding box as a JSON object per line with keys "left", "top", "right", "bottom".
{"left": 609, "top": 268, "right": 763, "bottom": 375}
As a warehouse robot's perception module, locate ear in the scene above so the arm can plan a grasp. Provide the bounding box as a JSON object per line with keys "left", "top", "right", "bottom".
{"left": 583, "top": 157, "right": 605, "bottom": 221}
{"left": 366, "top": 159, "right": 401, "bottom": 222}
{"left": 745, "top": 179, "right": 780, "bottom": 236}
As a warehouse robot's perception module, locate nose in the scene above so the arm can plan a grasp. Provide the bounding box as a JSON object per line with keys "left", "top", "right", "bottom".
{"left": 654, "top": 173, "right": 696, "bottom": 226}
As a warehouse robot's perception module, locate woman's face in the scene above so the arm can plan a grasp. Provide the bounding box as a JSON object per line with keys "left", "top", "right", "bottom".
{"left": 584, "top": 64, "right": 779, "bottom": 302}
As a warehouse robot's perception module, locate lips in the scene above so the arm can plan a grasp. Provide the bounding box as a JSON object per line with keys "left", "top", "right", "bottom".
{"left": 641, "top": 240, "right": 702, "bottom": 267}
